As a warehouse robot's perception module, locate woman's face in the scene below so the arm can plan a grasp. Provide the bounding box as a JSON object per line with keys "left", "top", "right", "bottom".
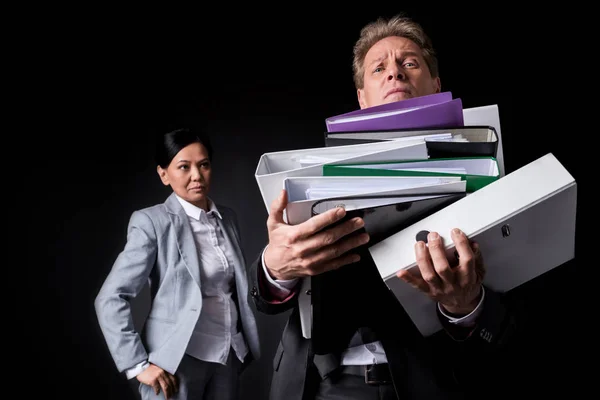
{"left": 157, "top": 142, "right": 212, "bottom": 210}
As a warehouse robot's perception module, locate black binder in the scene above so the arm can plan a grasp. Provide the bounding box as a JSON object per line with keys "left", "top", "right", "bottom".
{"left": 324, "top": 125, "right": 498, "bottom": 159}
{"left": 308, "top": 192, "right": 466, "bottom": 355}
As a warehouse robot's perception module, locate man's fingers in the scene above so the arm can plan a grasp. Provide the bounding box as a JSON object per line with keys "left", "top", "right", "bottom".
{"left": 426, "top": 232, "right": 454, "bottom": 284}
{"left": 414, "top": 241, "right": 441, "bottom": 288}
{"left": 451, "top": 228, "right": 476, "bottom": 286}
{"left": 296, "top": 206, "right": 350, "bottom": 239}
{"left": 267, "top": 189, "right": 289, "bottom": 230}
{"left": 304, "top": 231, "right": 369, "bottom": 270}
{"left": 397, "top": 268, "right": 430, "bottom": 294}
{"left": 299, "top": 216, "right": 365, "bottom": 253}
{"left": 471, "top": 241, "right": 485, "bottom": 282}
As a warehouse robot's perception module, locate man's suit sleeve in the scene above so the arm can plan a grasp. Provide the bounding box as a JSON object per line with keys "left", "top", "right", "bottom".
{"left": 431, "top": 285, "right": 527, "bottom": 394}
{"left": 248, "top": 247, "right": 300, "bottom": 315}
{"left": 437, "top": 285, "right": 512, "bottom": 343}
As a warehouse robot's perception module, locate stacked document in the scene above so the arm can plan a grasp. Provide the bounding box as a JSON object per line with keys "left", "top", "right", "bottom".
{"left": 254, "top": 92, "right": 577, "bottom": 340}
{"left": 322, "top": 157, "right": 500, "bottom": 193}
{"left": 254, "top": 139, "right": 428, "bottom": 213}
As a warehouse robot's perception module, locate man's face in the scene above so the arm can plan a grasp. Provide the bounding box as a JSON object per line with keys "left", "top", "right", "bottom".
{"left": 357, "top": 36, "right": 441, "bottom": 109}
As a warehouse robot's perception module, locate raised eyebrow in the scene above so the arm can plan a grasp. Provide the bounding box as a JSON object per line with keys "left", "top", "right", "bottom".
{"left": 367, "top": 54, "right": 388, "bottom": 68}
{"left": 369, "top": 51, "right": 421, "bottom": 68}
{"left": 399, "top": 51, "right": 422, "bottom": 61}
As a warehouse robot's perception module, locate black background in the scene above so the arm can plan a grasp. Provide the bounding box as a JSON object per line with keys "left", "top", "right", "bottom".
{"left": 48, "top": 5, "right": 591, "bottom": 399}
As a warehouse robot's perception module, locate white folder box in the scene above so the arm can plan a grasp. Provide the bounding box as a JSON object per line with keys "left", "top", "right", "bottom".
{"left": 369, "top": 152, "right": 577, "bottom": 337}
{"left": 254, "top": 140, "right": 428, "bottom": 213}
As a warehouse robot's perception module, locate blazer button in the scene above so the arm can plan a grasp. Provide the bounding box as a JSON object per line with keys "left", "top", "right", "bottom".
{"left": 251, "top": 287, "right": 258, "bottom": 297}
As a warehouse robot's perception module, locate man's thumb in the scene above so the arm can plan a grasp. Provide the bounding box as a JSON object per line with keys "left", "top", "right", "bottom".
{"left": 268, "top": 189, "right": 288, "bottom": 226}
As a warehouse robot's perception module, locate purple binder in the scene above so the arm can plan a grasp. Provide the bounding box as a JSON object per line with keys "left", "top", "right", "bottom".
{"left": 329, "top": 91, "right": 453, "bottom": 119}
{"left": 325, "top": 92, "right": 464, "bottom": 133}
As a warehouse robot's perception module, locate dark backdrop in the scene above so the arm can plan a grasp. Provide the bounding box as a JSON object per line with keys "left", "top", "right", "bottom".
{"left": 49, "top": 6, "right": 591, "bottom": 399}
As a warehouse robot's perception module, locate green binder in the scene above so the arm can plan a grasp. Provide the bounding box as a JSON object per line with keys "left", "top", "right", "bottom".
{"left": 323, "top": 157, "right": 500, "bottom": 192}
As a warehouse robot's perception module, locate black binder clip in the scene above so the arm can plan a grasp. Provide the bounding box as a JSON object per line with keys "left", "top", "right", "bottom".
{"left": 416, "top": 230, "right": 430, "bottom": 243}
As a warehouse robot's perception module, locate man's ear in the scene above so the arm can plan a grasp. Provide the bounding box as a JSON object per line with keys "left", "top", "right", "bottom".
{"left": 357, "top": 88, "right": 367, "bottom": 109}
{"left": 157, "top": 166, "right": 169, "bottom": 186}
{"left": 433, "top": 77, "right": 441, "bottom": 93}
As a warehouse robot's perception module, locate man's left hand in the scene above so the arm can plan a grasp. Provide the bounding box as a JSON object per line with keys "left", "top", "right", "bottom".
{"left": 397, "top": 228, "right": 484, "bottom": 315}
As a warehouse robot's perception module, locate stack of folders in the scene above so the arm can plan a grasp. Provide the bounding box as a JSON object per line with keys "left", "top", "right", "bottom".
{"left": 254, "top": 91, "right": 578, "bottom": 339}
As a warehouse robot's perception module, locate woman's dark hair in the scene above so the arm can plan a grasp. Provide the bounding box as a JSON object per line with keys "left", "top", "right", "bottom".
{"left": 155, "top": 127, "right": 213, "bottom": 168}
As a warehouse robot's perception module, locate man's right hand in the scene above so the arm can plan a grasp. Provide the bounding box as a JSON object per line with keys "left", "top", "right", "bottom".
{"left": 264, "top": 189, "right": 370, "bottom": 281}
{"left": 137, "top": 363, "right": 178, "bottom": 399}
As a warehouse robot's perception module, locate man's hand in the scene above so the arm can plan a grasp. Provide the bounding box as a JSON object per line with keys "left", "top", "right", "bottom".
{"left": 264, "top": 189, "right": 369, "bottom": 280}
{"left": 137, "top": 363, "right": 178, "bottom": 399}
{"left": 397, "top": 228, "right": 485, "bottom": 315}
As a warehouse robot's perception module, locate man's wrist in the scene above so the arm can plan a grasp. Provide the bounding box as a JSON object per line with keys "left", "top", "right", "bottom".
{"left": 440, "top": 286, "right": 483, "bottom": 316}
{"left": 264, "top": 261, "right": 282, "bottom": 280}
{"left": 262, "top": 244, "right": 282, "bottom": 280}
{"left": 261, "top": 245, "right": 297, "bottom": 285}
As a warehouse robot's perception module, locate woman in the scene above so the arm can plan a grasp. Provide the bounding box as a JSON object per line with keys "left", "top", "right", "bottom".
{"left": 95, "top": 127, "right": 260, "bottom": 400}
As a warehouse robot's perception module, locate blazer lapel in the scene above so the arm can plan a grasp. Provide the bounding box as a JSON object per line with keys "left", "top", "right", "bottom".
{"left": 165, "top": 194, "right": 202, "bottom": 289}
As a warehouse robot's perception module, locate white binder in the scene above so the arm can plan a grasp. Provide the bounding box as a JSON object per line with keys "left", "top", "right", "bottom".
{"left": 369, "top": 153, "right": 577, "bottom": 336}
{"left": 254, "top": 140, "right": 428, "bottom": 213}
{"left": 463, "top": 104, "right": 505, "bottom": 176}
{"left": 283, "top": 175, "right": 465, "bottom": 225}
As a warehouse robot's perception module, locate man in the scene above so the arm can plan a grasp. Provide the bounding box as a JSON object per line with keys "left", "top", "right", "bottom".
{"left": 249, "top": 14, "right": 523, "bottom": 400}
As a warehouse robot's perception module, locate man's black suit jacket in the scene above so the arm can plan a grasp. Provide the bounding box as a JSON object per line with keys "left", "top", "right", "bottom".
{"left": 249, "top": 250, "right": 536, "bottom": 400}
